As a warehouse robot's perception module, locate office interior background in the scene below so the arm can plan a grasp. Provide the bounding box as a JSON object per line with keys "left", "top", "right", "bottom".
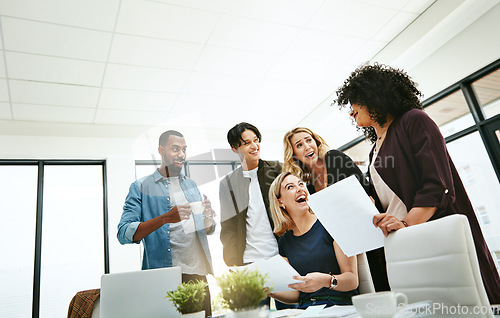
{"left": 1, "top": 0, "right": 500, "bottom": 317}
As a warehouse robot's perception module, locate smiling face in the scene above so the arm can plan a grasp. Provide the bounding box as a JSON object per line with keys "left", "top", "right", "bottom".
{"left": 232, "top": 129, "right": 261, "bottom": 170}
{"left": 290, "top": 132, "right": 319, "bottom": 168}
{"left": 278, "top": 174, "right": 309, "bottom": 215}
{"left": 159, "top": 135, "right": 187, "bottom": 176}
{"left": 350, "top": 103, "right": 375, "bottom": 127}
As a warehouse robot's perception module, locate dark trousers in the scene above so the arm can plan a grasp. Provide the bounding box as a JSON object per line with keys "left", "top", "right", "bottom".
{"left": 182, "top": 274, "right": 211, "bottom": 318}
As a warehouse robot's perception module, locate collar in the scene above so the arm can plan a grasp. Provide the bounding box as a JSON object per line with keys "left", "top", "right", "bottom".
{"left": 153, "top": 168, "right": 186, "bottom": 183}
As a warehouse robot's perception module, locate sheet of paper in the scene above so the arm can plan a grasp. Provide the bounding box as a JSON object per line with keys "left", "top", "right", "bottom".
{"left": 307, "top": 175, "right": 384, "bottom": 257}
{"left": 297, "top": 304, "right": 326, "bottom": 317}
{"left": 246, "top": 254, "right": 305, "bottom": 292}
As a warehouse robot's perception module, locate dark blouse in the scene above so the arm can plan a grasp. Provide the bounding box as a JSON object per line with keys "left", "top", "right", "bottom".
{"left": 307, "top": 149, "right": 369, "bottom": 194}
{"left": 369, "top": 108, "right": 500, "bottom": 303}
{"left": 279, "top": 219, "right": 358, "bottom": 304}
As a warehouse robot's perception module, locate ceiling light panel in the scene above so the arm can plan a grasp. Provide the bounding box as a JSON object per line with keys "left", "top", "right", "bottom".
{"left": 194, "top": 46, "right": 278, "bottom": 77}
{"left": 116, "top": 0, "right": 220, "bottom": 43}
{"left": 12, "top": 103, "right": 95, "bottom": 123}
{"left": 0, "top": 0, "right": 119, "bottom": 31}
{"left": 109, "top": 34, "right": 204, "bottom": 70}
{"left": 207, "top": 15, "right": 301, "bottom": 54}
{"left": 6, "top": 52, "right": 105, "bottom": 87}
{"left": 2, "top": 17, "right": 112, "bottom": 61}
{"left": 103, "top": 64, "right": 189, "bottom": 92}
{"left": 9, "top": 80, "right": 99, "bottom": 108}
{"left": 223, "top": 0, "right": 323, "bottom": 27}
{"left": 98, "top": 88, "right": 177, "bottom": 112}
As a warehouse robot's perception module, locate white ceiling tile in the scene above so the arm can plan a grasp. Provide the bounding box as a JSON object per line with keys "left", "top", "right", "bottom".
{"left": 208, "top": 15, "right": 300, "bottom": 54}
{"left": 109, "top": 34, "right": 204, "bottom": 70}
{"left": 150, "top": 0, "right": 229, "bottom": 12}
{"left": 352, "top": 0, "right": 408, "bottom": 11}
{"left": 402, "top": 0, "right": 435, "bottom": 14}
{"left": 99, "top": 88, "right": 177, "bottom": 111}
{"left": 12, "top": 103, "right": 95, "bottom": 123}
{"left": 266, "top": 56, "right": 341, "bottom": 83}
{"left": 246, "top": 99, "right": 306, "bottom": 118}
{"left": 0, "top": 0, "right": 119, "bottom": 31}
{"left": 348, "top": 40, "right": 387, "bottom": 63}
{"left": 250, "top": 79, "right": 317, "bottom": 102}
{"left": 372, "top": 11, "right": 418, "bottom": 42}
{"left": 285, "top": 30, "right": 366, "bottom": 62}
{"left": 194, "top": 46, "right": 278, "bottom": 77}
{"left": 9, "top": 80, "right": 99, "bottom": 107}
{"left": 0, "top": 102, "right": 12, "bottom": 119}
{"left": 7, "top": 52, "right": 105, "bottom": 86}
{"left": 116, "top": 0, "right": 219, "bottom": 43}
{"left": 0, "top": 79, "right": 8, "bottom": 101}
{"left": 103, "top": 64, "right": 189, "bottom": 92}
{"left": 224, "top": 0, "right": 323, "bottom": 27}
{"left": 182, "top": 72, "right": 259, "bottom": 98}
{"left": 94, "top": 108, "right": 167, "bottom": 126}
{"left": 173, "top": 94, "right": 249, "bottom": 114}
{"left": 2, "top": 17, "right": 112, "bottom": 61}
{"left": 0, "top": 56, "right": 5, "bottom": 77}
{"left": 308, "top": 0, "right": 397, "bottom": 39}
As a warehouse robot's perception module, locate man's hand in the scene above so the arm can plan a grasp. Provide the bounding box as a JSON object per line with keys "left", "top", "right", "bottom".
{"left": 202, "top": 194, "right": 216, "bottom": 220}
{"left": 164, "top": 203, "right": 192, "bottom": 223}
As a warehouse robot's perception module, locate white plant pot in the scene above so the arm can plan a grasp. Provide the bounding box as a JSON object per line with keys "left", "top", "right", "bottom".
{"left": 181, "top": 310, "right": 205, "bottom": 318}
{"left": 225, "top": 308, "right": 260, "bottom": 318}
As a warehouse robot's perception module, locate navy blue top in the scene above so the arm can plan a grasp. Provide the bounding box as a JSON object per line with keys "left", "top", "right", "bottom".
{"left": 279, "top": 219, "right": 358, "bottom": 304}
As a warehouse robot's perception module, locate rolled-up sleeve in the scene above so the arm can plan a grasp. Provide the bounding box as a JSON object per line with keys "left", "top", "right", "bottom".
{"left": 117, "top": 182, "right": 142, "bottom": 244}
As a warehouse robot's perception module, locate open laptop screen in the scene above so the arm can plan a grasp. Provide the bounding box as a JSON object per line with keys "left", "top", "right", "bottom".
{"left": 100, "top": 267, "right": 182, "bottom": 318}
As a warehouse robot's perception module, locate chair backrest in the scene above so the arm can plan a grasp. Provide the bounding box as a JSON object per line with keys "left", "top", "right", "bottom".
{"left": 384, "top": 215, "right": 492, "bottom": 317}
{"left": 357, "top": 252, "right": 375, "bottom": 294}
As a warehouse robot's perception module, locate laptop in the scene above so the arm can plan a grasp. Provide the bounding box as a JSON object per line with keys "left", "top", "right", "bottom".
{"left": 100, "top": 267, "right": 182, "bottom": 318}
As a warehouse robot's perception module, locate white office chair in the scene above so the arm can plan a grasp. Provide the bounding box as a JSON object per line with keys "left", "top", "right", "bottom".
{"left": 357, "top": 252, "right": 375, "bottom": 294}
{"left": 384, "top": 215, "right": 493, "bottom": 318}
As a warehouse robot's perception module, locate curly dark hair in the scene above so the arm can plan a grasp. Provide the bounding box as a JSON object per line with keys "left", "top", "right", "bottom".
{"left": 333, "top": 63, "right": 423, "bottom": 143}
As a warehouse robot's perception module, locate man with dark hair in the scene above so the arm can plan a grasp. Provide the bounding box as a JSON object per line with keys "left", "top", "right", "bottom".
{"left": 220, "top": 122, "right": 282, "bottom": 266}
{"left": 118, "top": 130, "right": 215, "bottom": 317}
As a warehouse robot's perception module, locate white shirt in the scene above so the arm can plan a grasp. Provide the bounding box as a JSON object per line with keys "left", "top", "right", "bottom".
{"left": 242, "top": 167, "right": 279, "bottom": 263}
{"left": 370, "top": 150, "right": 408, "bottom": 220}
{"left": 167, "top": 176, "right": 209, "bottom": 275}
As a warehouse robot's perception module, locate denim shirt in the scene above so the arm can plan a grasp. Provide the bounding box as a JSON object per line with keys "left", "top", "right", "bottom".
{"left": 117, "top": 169, "right": 214, "bottom": 272}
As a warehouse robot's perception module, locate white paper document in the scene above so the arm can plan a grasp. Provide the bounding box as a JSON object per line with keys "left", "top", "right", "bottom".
{"left": 307, "top": 175, "right": 384, "bottom": 257}
{"left": 245, "top": 254, "right": 305, "bottom": 292}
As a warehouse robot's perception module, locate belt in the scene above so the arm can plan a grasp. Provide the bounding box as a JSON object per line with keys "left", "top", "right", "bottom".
{"left": 299, "top": 295, "right": 350, "bottom": 306}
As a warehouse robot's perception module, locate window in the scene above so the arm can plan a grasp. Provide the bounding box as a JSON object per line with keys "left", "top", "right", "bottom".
{"left": 472, "top": 68, "right": 500, "bottom": 119}
{"left": 424, "top": 90, "right": 475, "bottom": 138}
{"left": 0, "top": 160, "right": 107, "bottom": 318}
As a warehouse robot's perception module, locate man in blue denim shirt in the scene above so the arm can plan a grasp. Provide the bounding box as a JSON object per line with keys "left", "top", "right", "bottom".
{"left": 118, "top": 130, "right": 215, "bottom": 317}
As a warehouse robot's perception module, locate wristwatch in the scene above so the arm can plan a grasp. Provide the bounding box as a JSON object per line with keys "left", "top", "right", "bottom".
{"left": 329, "top": 275, "right": 338, "bottom": 290}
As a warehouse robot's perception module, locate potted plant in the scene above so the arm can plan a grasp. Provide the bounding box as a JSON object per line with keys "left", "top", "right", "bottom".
{"left": 216, "top": 268, "right": 270, "bottom": 318}
{"left": 165, "top": 280, "right": 208, "bottom": 318}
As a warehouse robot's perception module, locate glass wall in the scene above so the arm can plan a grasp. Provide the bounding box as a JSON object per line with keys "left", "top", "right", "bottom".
{"left": 0, "top": 161, "right": 107, "bottom": 318}
{"left": 0, "top": 166, "right": 38, "bottom": 318}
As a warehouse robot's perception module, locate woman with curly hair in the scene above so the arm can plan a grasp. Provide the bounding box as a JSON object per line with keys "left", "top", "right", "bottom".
{"left": 334, "top": 63, "right": 500, "bottom": 303}
{"left": 282, "top": 127, "right": 367, "bottom": 194}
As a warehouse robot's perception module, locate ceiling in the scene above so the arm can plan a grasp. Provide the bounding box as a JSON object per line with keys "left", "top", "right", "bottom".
{"left": 0, "top": 0, "right": 438, "bottom": 139}
{"left": 1, "top": 0, "right": 497, "bottom": 153}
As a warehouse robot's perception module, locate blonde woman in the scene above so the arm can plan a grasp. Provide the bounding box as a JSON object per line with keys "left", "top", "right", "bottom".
{"left": 283, "top": 127, "right": 367, "bottom": 194}
{"left": 267, "top": 172, "right": 359, "bottom": 309}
